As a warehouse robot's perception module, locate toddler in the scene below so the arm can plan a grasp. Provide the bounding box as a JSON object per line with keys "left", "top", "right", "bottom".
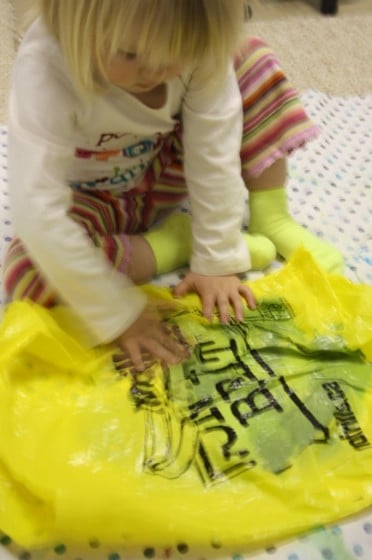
{"left": 4, "top": 0, "right": 343, "bottom": 369}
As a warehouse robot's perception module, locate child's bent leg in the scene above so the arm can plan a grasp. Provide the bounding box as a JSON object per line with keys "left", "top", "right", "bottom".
{"left": 235, "top": 37, "right": 344, "bottom": 274}
{"left": 93, "top": 213, "right": 192, "bottom": 281}
{"left": 143, "top": 212, "right": 192, "bottom": 275}
{"left": 249, "top": 186, "right": 344, "bottom": 274}
{"left": 94, "top": 232, "right": 156, "bottom": 283}
{"left": 3, "top": 237, "right": 58, "bottom": 305}
{"left": 247, "top": 160, "right": 344, "bottom": 274}
{"left": 3, "top": 208, "right": 191, "bottom": 301}
{"left": 3, "top": 232, "right": 156, "bottom": 303}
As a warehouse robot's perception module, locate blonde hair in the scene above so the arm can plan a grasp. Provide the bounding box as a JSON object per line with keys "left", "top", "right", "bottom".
{"left": 39, "top": 0, "right": 247, "bottom": 94}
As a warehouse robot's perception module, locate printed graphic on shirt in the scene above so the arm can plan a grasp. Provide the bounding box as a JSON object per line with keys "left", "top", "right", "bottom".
{"left": 69, "top": 133, "right": 163, "bottom": 192}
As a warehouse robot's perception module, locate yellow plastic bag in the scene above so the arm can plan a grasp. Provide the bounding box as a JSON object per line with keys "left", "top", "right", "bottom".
{"left": 0, "top": 249, "right": 371, "bottom": 550}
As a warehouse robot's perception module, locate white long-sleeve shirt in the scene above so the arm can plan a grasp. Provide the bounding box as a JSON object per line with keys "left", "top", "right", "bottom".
{"left": 8, "top": 18, "right": 250, "bottom": 344}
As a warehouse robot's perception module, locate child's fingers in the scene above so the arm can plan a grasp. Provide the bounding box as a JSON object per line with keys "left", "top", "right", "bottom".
{"left": 215, "top": 293, "right": 231, "bottom": 324}
{"left": 124, "top": 340, "right": 146, "bottom": 372}
{"left": 215, "top": 286, "right": 256, "bottom": 324}
{"left": 228, "top": 292, "right": 245, "bottom": 322}
{"left": 142, "top": 337, "right": 181, "bottom": 367}
{"left": 172, "top": 275, "right": 194, "bottom": 297}
{"left": 201, "top": 292, "right": 216, "bottom": 322}
{"left": 239, "top": 284, "right": 256, "bottom": 310}
{"left": 122, "top": 322, "right": 189, "bottom": 372}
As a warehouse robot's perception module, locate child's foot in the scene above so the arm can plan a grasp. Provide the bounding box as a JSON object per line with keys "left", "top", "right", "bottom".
{"left": 243, "top": 232, "right": 276, "bottom": 270}
{"left": 145, "top": 211, "right": 276, "bottom": 274}
{"left": 249, "top": 187, "right": 344, "bottom": 274}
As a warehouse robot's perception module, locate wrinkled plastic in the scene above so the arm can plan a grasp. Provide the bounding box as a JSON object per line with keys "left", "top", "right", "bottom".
{"left": 0, "top": 249, "right": 371, "bottom": 549}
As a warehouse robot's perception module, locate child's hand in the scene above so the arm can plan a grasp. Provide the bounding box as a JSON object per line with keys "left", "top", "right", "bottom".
{"left": 173, "top": 272, "right": 256, "bottom": 324}
{"left": 116, "top": 305, "right": 189, "bottom": 372}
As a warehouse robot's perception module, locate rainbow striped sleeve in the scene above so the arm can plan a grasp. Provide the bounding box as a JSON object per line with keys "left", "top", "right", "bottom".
{"left": 236, "top": 37, "right": 320, "bottom": 178}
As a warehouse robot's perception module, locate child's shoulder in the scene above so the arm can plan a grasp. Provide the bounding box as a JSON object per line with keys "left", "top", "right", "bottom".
{"left": 18, "top": 18, "right": 59, "bottom": 65}
{"left": 11, "top": 19, "right": 82, "bottom": 142}
{"left": 14, "top": 17, "right": 81, "bottom": 101}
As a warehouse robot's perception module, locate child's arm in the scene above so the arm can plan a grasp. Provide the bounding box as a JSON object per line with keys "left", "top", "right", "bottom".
{"left": 179, "top": 63, "right": 255, "bottom": 320}
{"left": 174, "top": 158, "right": 287, "bottom": 322}
{"left": 182, "top": 62, "right": 249, "bottom": 276}
{"left": 7, "top": 44, "right": 160, "bottom": 354}
{"left": 8, "top": 123, "right": 186, "bottom": 366}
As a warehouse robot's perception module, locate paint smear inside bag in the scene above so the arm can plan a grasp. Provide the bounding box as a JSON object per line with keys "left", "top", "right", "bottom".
{"left": 0, "top": 249, "right": 371, "bottom": 550}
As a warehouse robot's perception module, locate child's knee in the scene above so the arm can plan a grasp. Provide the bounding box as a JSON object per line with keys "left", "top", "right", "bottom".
{"left": 3, "top": 238, "right": 57, "bottom": 306}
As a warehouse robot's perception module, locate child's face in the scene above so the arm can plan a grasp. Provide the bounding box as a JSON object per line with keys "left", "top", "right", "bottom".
{"left": 105, "top": 50, "right": 183, "bottom": 93}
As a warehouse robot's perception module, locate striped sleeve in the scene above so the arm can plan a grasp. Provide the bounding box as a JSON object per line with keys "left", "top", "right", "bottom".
{"left": 235, "top": 37, "right": 320, "bottom": 179}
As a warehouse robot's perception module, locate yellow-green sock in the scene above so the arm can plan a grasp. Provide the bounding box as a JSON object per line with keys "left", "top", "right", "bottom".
{"left": 143, "top": 212, "right": 192, "bottom": 274}
{"left": 143, "top": 212, "right": 276, "bottom": 274}
{"left": 243, "top": 232, "right": 276, "bottom": 270}
{"left": 248, "top": 187, "right": 344, "bottom": 274}
{"left": 145, "top": 211, "right": 277, "bottom": 274}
